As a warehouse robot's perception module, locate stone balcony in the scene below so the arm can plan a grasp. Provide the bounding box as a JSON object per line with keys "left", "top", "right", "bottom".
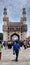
{"left": 3, "top": 24, "right": 27, "bottom": 32}
{"left": 7, "top": 24, "right": 27, "bottom": 32}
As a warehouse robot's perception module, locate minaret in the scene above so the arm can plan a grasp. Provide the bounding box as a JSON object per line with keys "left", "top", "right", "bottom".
{"left": 20, "top": 8, "right": 27, "bottom": 41}
{"left": 20, "top": 17, "right": 23, "bottom": 24}
{"left": 3, "top": 7, "right": 9, "bottom": 41}
{"left": 22, "top": 8, "right": 27, "bottom": 40}
{"left": 3, "top": 8, "right": 9, "bottom": 25}
{"left": 22, "top": 8, "right": 26, "bottom": 24}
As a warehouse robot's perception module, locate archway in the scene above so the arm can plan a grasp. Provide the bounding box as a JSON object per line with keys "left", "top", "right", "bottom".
{"left": 11, "top": 33, "right": 20, "bottom": 41}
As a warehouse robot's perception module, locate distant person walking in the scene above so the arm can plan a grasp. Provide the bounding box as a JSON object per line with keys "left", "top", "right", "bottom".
{"left": 23, "top": 40, "right": 27, "bottom": 49}
{"left": 0, "top": 41, "right": 3, "bottom": 60}
{"left": 13, "top": 40, "right": 20, "bottom": 61}
{"left": 29, "top": 41, "right": 30, "bottom": 46}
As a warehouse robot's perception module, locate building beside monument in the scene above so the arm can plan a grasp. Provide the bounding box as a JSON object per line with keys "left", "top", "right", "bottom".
{"left": 3, "top": 8, "right": 27, "bottom": 41}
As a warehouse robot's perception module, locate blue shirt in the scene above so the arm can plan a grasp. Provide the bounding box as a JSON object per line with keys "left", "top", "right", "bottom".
{"left": 13, "top": 43, "right": 20, "bottom": 52}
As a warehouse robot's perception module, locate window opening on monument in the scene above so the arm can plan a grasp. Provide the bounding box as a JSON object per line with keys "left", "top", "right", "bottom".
{"left": 8, "top": 31, "right": 9, "bottom": 33}
{"left": 21, "top": 34, "right": 22, "bottom": 35}
{"left": 11, "top": 28, "right": 14, "bottom": 30}
{"left": 8, "top": 27, "right": 9, "bottom": 29}
{"left": 8, "top": 33, "right": 10, "bottom": 36}
{"left": 8, "top": 36, "right": 9, "bottom": 40}
{"left": 16, "top": 28, "right": 17, "bottom": 30}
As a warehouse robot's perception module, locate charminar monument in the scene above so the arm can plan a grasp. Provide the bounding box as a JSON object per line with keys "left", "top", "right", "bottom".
{"left": 3, "top": 7, "right": 27, "bottom": 41}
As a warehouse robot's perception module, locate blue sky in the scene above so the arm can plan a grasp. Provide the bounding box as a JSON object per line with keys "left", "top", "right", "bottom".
{"left": 0, "top": 0, "right": 30, "bottom": 37}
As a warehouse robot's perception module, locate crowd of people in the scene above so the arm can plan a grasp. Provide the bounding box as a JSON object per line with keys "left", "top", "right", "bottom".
{"left": 0, "top": 40, "right": 30, "bottom": 61}
{"left": 2, "top": 40, "right": 30, "bottom": 49}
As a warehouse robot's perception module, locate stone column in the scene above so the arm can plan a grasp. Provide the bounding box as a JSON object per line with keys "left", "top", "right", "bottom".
{"left": 3, "top": 32, "right": 8, "bottom": 41}
{"left": 22, "top": 32, "right": 27, "bottom": 41}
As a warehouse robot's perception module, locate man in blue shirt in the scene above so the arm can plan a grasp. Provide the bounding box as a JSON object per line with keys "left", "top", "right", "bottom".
{"left": 13, "top": 40, "right": 20, "bottom": 61}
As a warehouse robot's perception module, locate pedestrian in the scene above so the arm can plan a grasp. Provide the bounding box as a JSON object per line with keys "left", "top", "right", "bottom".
{"left": 23, "top": 40, "right": 27, "bottom": 49}
{"left": 29, "top": 41, "right": 30, "bottom": 46}
{"left": 0, "top": 40, "right": 3, "bottom": 60}
{"left": 13, "top": 40, "right": 20, "bottom": 61}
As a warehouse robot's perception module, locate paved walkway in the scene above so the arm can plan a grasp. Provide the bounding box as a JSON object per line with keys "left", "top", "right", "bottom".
{"left": 0, "top": 47, "right": 30, "bottom": 65}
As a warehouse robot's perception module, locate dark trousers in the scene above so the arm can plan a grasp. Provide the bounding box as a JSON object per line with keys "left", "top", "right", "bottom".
{"left": 15, "top": 50, "right": 19, "bottom": 61}
{"left": 24, "top": 45, "right": 26, "bottom": 49}
{"left": 0, "top": 52, "right": 1, "bottom": 60}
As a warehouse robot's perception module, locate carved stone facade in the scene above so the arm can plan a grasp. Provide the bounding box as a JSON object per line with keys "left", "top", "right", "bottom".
{"left": 3, "top": 8, "right": 27, "bottom": 41}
